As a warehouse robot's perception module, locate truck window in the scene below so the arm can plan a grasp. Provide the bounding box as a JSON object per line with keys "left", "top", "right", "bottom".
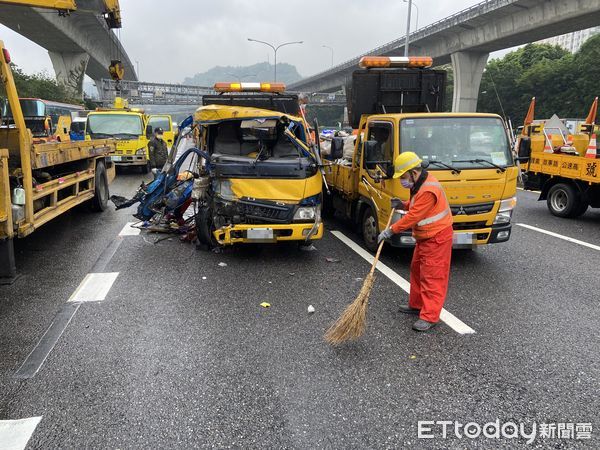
{"left": 400, "top": 117, "right": 512, "bottom": 169}
{"left": 87, "top": 114, "right": 143, "bottom": 139}
{"left": 364, "top": 122, "right": 393, "bottom": 170}
{"left": 148, "top": 116, "right": 171, "bottom": 133}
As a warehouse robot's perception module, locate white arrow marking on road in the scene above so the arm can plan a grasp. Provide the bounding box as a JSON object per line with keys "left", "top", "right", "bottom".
{"left": 516, "top": 223, "right": 600, "bottom": 252}
{"left": 119, "top": 222, "right": 141, "bottom": 236}
{"left": 331, "top": 231, "right": 476, "bottom": 335}
{"left": 68, "top": 272, "right": 120, "bottom": 303}
{"left": 0, "top": 417, "right": 42, "bottom": 450}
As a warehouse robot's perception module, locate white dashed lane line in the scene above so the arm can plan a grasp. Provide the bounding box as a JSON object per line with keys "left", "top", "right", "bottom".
{"left": 331, "top": 230, "right": 476, "bottom": 335}
{"left": 516, "top": 223, "right": 600, "bottom": 252}
{"left": 68, "top": 272, "right": 120, "bottom": 303}
{"left": 118, "top": 222, "right": 141, "bottom": 236}
{"left": 0, "top": 417, "right": 42, "bottom": 450}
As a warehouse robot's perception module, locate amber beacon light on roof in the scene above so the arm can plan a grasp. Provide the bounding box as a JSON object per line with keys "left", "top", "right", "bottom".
{"left": 214, "top": 82, "right": 286, "bottom": 93}
{"left": 358, "top": 56, "right": 433, "bottom": 69}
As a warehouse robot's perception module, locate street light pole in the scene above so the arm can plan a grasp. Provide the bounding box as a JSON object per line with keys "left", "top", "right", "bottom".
{"left": 403, "top": 0, "right": 419, "bottom": 31}
{"left": 247, "top": 38, "right": 304, "bottom": 82}
{"left": 322, "top": 45, "right": 334, "bottom": 67}
{"left": 404, "top": 0, "right": 413, "bottom": 57}
{"left": 135, "top": 60, "right": 140, "bottom": 80}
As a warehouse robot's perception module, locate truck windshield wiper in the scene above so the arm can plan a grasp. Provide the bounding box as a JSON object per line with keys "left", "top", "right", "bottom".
{"left": 428, "top": 160, "right": 461, "bottom": 174}
{"left": 452, "top": 159, "right": 506, "bottom": 172}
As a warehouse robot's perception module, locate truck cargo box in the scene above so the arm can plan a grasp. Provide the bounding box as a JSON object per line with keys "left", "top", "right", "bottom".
{"left": 347, "top": 68, "right": 446, "bottom": 128}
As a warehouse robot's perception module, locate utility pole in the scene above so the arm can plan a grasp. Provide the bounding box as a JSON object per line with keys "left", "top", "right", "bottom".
{"left": 404, "top": 0, "right": 413, "bottom": 57}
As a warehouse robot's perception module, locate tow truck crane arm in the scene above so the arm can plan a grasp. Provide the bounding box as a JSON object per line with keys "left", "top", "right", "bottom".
{"left": 0, "top": 0, "right": 122, "bottom": 28}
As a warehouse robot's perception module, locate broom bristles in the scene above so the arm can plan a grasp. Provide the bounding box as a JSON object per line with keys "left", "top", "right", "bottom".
{"left": 325, "top": 272, "right": 375, "bottom": 345}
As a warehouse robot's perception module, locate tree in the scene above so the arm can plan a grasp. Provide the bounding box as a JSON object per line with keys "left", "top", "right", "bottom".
{"left": 0, "top": 63, "right": 82, "bottom": 105}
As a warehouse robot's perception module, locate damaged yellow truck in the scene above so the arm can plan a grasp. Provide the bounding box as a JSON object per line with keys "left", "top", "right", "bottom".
{"left": 192, "top": 82, "right": 323, "bottom": 247}
{"left": 323, "top": 56, "right": 518, "bottom": 251}
{"left": 0, "top": 42, "right": 116, "bottom": 282}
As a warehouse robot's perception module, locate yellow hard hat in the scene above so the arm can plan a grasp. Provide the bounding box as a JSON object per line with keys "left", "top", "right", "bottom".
{"left": 393, "top": 152, "right": 422, "bottom": 178}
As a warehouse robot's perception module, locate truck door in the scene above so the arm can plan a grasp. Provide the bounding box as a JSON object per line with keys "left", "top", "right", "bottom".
{"left": 363, "top": 120, "right": 395, "bottom": 228}
{"left": 148, "top": 115, "right": 174, "bottom": 149}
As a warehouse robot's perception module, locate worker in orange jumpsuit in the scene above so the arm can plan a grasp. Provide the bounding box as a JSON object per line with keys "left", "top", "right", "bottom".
{"left": 377, "top": 152, "right": 454, "bottom": 332}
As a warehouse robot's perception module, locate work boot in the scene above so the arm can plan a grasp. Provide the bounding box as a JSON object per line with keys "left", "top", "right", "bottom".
{"left": 412, "top": 319, "right": 437, "bottom": 332}
{"left": 398, "top": 304, "right": 420, "bottom": 315}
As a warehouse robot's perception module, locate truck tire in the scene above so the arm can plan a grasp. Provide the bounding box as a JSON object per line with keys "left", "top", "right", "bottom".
{"left": 140, "top": 162, "right": 150, "bottom": 174}
{"left": 362, "top": 207, "right": 379, "bottom": 252}
{"left": 91, "top": 160, "right": 109, "bottom": 212}
{"left": 196, "top": 206, "right": 217, "bottom": 248}
{"left": 572, "top": 200, "right": 589, "bottom": 218}
{"left": 547, "top": 183, "right": 581, "bottom": 218}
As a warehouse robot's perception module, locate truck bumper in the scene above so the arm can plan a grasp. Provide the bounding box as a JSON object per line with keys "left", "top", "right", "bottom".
{"left": 111, "top": 155, "right": 147, "bottom": 166}
{"left": 389, "top": 223, "right": 513, "bottom": 248}
{"left": 213, "top": 222, "right": 324, "bottom": 246}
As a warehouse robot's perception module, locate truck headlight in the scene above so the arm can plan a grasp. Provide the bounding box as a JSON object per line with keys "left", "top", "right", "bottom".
{"left": 294, "top": 206, "right": 317, "bottom": 222}
{"left": 136, "top": 148, "right": 146, "bottom": 155}
{"left": 494, "top": 196, "right": 517, "bottom": 224}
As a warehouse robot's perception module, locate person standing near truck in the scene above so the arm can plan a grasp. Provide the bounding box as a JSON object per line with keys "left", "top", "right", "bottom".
{"left": 148, "top": 127, "right": 168, "bottom": 170}
{"left": 377, "top": 152, "right": 453, "bottom": 332}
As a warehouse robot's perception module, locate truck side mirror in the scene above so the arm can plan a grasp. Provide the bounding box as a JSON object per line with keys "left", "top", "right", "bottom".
{"left": 518, "top": 136, "right": 531, "bottom": 161}
{"left": 146, "top": 124, "right": 153, "bottom": 138}
{"left": 364, "top": 140, "right": 379, "bottom": 169}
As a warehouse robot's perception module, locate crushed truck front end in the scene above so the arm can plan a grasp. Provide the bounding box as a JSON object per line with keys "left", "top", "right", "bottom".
{"left": 194, "top": 103, "right": 323, "bottom": 247}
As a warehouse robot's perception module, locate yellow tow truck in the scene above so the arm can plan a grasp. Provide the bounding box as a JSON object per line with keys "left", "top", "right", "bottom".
{"left": 518, "top": 97, "right": 600, "bottom": 217}
{"left": 323, "top": 56, "right": 518, "bottom": 251}
{"left": 193, "top": 82, "right": 323, "bottom": 247}
{"left": 0, "top": 42, "right": 116, "bottom": 282}
{"left": 86, "top": 98, "right": 172, "bottom": 174}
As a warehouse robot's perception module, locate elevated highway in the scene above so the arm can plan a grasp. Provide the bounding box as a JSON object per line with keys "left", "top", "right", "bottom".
{"left": 0, "top": 0, "right": 136, "bottom": 97}
{"left": 289, "top": 0, "right": 600, "bottom": 111}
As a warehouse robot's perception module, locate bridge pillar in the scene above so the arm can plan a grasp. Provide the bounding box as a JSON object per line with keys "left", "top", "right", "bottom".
{"left": 451, "top": 51, "right": 489, "bottom": 112}
{"left": 48, "top": 51, "right": 90, "bottom": 99}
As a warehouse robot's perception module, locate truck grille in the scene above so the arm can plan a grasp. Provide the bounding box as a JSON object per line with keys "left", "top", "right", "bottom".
{"left": 453, "top": 221, "right": 488, "bottom": 231}
{"left": 239, "top": 199, "right": 294, "bottom": 224}
{"left": 451, "top": 202, "right": 494, "bottom": 216}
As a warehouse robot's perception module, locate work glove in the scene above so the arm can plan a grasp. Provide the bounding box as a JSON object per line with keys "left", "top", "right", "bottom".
{"left": 377, "top": 228, "right": 393, "bottom": 244}
{"left": 390, "top": 197, "right": 403, "bottom": 209}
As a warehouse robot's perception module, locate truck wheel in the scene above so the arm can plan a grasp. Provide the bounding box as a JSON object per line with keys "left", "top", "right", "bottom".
{"left": 547, "top": 183, "right": 580, "bottom": 218}
{"left": 362, "top": 207, "right": 379, "bottom": 252}
{"left": 196, "top": 206, "right": 218, "bottom": 248}
{"left": 572, "top": 201, "right": 589, "bottom": 218}
{"left": 91, "top": 161, "right": 109, "bottom": 212}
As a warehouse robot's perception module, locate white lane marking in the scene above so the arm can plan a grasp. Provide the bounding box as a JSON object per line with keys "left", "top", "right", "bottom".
{"left": 331, "top": 231, "right": 476, "bottom": 335}
{"left": 68, "top": 272, "right": 119, "bottom": 303}
{"left": 516, "top": 223, "right": 600, "bottom": 252}
{"left": 118, "top": 222, "right": 141, "bottom": 236}
{"left": 0, "top": 417, "right": 42, "bottom": 450}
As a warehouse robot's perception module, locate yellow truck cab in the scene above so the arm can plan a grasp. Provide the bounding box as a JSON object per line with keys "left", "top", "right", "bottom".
{"left": 323, "top": 56, "right": 518, "bottom": 251}
{"left": 86, "top": 98, "right": 172, "bottom": 173}
{"left": 518, "top": 97, "right": 600, "bottom": 217}
{"left": 193, "top": 82, "right": 323, "bottom": 247}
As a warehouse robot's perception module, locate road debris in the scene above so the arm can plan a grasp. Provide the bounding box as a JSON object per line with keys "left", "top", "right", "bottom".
{"left": 218, "top": 262, "right": 228, "bottom": 267}
{"left": 260, "top": 302, "right": 271, "bottom": 308}
{"left": 307, "top": 305, "right": 315, "bottom": 314}
{"left": 325, "top": 257, "right": 340, "bottom": 263}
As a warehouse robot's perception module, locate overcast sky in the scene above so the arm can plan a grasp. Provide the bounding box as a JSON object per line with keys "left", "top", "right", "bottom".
{"left": 1, "top": 0, "right": 506, "bottom": 84}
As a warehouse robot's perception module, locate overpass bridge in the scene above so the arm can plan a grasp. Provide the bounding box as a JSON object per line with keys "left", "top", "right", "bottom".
{"left": 0, "top": 0, "right": 137, "bottom": 98}
{"left": 288, "top": 0, "right": 600, "bottom": 112}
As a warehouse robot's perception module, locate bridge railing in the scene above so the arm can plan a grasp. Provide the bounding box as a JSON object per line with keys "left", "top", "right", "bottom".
{"left": 99, "top": 79, "right": 215, "bottom": 105}
{"left": 291, "top": 0, "right": 517, "bottom": 88}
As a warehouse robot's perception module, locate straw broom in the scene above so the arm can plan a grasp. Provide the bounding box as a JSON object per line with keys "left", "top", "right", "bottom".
{"left": 325, "top": 211, "right": 395, "bottom": 345}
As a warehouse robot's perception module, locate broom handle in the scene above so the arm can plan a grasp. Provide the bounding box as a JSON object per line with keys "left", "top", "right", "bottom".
{"left": 369, "top": 209, "right": 396, "bottom": 275}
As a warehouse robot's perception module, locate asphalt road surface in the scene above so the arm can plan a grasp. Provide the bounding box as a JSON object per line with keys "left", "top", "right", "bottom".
{"left": 1, "top": 174, "right": 599, "bottom": 449}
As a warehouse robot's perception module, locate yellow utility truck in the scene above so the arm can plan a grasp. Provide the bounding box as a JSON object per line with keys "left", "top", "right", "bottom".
{"left": 518, "top": 97, "right": 600, "bottom": 217}
{"left": 86, "top": 99, "right": 172, "bottom": 173}
{"left": 0, "top": 42, "right": 116, "bottom": 282}
{"left": 323, "top": 56, "right": 518, "bottom": 251}
{"left": 193, "top": 82, "right": 323, "bottom": 247}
